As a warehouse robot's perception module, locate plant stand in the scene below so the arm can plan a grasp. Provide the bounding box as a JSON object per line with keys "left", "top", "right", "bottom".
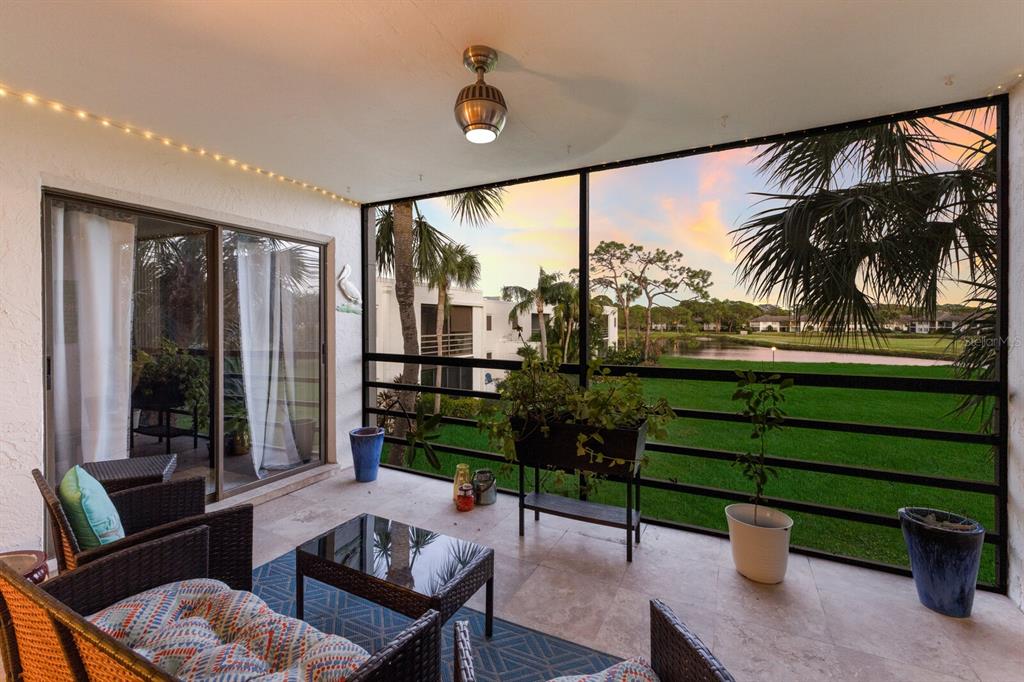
{"left": 517, "top": 462, "right": 641, "bottom": 561}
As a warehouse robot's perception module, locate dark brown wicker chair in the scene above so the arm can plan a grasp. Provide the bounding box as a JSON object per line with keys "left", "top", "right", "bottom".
{"left": 32, "top": 468, "right": 253, "bottom": 590}
{"left": 79, "top": 453, "right": 178, "bottom": 493}
{"left": 453, "top": 599, "right": 734, "bottom": 682}
{"left": 0, "top": 528, "right": 442, "bottom": 682}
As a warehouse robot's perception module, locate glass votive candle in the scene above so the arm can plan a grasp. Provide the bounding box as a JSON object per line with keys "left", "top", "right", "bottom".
{"left": 456, "top": 483, "right": 475, "bottom": 512}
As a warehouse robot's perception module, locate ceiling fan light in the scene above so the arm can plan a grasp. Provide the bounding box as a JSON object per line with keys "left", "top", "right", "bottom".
{"left": 465, "top": 126, "right": 498, "bottom": 144}
{"left": 454, "top": 45, "right": 507, "bottom": 144}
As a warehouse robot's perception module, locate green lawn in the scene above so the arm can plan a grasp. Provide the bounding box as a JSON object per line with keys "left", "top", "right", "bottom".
{"left": 720, "top": 332, "right": 961, "bottom": 359}
{"left": 401, "top": 355, "right": 998, "bottom": 583}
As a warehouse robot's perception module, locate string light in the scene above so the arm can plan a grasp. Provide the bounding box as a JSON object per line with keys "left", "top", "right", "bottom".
{"left": 0, "top": 81, "right": 360, "bottom": 206}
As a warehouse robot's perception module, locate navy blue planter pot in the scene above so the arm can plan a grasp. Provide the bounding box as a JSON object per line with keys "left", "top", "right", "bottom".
{"left": 899, "top": 507, "right": 985, "bottom": 618}
{"left": 349, "top": 427, "right": 384, "bottom": 482}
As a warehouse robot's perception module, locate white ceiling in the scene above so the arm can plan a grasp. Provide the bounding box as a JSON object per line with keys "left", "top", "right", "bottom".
{"left": 1, "top": 1, "right": 1022, "bottom": 203}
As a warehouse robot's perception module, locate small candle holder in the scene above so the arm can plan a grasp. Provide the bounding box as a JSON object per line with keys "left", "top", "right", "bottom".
{"left": 456, "top": 483, "right": 475, "bottom": 512}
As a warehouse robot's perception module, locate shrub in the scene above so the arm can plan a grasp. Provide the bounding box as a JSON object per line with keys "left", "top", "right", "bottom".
{"left": 440, "top": 395, "right": 483, "bottom": 418}
{"left": 602, "top": 342, "right": 644, "bottom": 366}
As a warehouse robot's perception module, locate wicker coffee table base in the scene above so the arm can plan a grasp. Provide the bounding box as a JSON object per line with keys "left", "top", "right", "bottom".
{"left": 295, "top": 546, "right": 494, "bottom": 638}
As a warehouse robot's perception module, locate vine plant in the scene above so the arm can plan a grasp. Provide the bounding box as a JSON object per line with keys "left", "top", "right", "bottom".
{"left": 478, "top": 356, "right": 674, "bottom": 491}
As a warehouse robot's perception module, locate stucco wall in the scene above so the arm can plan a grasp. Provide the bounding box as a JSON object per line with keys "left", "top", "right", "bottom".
{"left": 0, "top": 101, "right": 361, "bottom": 553}
{"left": 1008, "top": 83, "right": 1023, "bottom": 610}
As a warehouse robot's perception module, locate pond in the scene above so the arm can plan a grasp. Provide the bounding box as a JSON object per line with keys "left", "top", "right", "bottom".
{"left": 665, "top": 337, "right": 952, "bottom": 366}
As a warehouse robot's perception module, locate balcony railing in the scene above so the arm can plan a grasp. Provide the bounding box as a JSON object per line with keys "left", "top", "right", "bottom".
{"left": 420, "top": 331, "right": 473, "bottom": 357}
{"left": 363, "top": 351, "right": 1006, "bottom": 593}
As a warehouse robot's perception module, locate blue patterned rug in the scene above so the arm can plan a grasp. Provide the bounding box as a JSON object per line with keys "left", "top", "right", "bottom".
{"left": 253, "top": 552, "right": 619, "bottom": 681}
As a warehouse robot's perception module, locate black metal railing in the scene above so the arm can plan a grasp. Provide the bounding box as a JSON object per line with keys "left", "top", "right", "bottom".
{"left": 364, "top": 351, "right": 1006, "bottom": 592}
{"left": 360, "top": 95, "right": 1009, "bottom": 593}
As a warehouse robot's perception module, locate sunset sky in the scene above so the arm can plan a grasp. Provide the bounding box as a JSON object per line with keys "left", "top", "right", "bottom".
{"left": 413, "top": 108, "right": 994, "bottom": 307}
{"left": 417, "top": 146, "right": 765, "bottom": 302}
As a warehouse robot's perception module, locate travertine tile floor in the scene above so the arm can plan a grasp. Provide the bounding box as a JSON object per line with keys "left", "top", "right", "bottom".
{"left": 253, "top": 468, "right": 1024, "bottom": 682}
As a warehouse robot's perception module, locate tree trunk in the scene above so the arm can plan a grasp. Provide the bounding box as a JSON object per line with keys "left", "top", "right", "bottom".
{"left": 433, "top": 284, "right": 446, "bottom": 414}
{"left": 389, "top": 201, "right": 419, "bottom": 465}
{"left": 386, "top": 522, "right": 414, "bottom": 589}
{"left": 623, "top": 301, "right": 631, "bottom": 345}
{"left": 643, "top": 300, "right": 654, "bottom": 361}
{"left": 536, "top": 297, "right": 548, "bottom": 361}
{"left": 562, "top": 315, "right": 573, "bottom": 362}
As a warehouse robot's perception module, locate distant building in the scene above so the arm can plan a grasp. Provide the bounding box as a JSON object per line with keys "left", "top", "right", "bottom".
{"left": 374, "top": 278, "right": 617, "bottom": 391}
{"left": 750, "top": 310, "right": 969, "bottom": 334}
{"left": 749, "top": 313, "right": 869, "bottom": 333}
{"left": 748, "top": 314, "right": 793, "bottom": 332}
{"left": 903, "top": 311, "right": 968, "bottom": 334}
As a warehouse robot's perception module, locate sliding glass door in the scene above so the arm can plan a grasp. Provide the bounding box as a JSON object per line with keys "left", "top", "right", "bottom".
{"left": 131, "top": 216, "right": 214, "bottom": 488}
{"left": 221, "top": 230, "right": 322, "bottom": 491}
{"left": 44, "top": 192, "right": 326, "bottom": 499}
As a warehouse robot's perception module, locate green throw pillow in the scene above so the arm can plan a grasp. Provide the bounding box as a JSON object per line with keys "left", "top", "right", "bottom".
{"left": 58, "top": 465, "right": 125, "bottom": 549}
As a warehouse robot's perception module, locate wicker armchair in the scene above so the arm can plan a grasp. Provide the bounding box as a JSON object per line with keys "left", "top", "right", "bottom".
{"left": 453, "top": 599, "right": 734, "bottom": 682}
{"left": 0, "top": 528, "right": 442, "bottom": 682}
{"left": 32, "top": 469, "right": 253, "bottom": 590}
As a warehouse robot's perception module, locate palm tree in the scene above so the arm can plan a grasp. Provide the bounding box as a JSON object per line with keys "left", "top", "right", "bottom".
{"left": 423, "top": 243, "right": 480, "bottom": 412}
{"left": 502, "top": 267, "right": 572, "bottom": 362}
{"left": 731, "top": 109, "right": 997, "bottom": 415}
{"left": 376, "top": 188, "right": 505, "bottom": 464}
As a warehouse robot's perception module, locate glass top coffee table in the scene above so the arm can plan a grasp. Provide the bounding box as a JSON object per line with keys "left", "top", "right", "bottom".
{"left": 295, "top": 513, "right": 495, "bottom": 637}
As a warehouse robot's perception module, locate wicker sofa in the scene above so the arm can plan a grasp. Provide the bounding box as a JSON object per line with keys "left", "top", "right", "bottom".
{"left": 453, "top": 599, "right": 734, "bottom": 682}
{"left": 32, "top": 468, "right": 253, "bottom": 590}
{"left": 0, "top": 527, "right": 442, "bottom": 681}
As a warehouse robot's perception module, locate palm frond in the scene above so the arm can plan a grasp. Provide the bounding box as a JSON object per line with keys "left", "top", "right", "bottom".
{"left": 446, "top": 187, "right": 506, "bottom": 226}
{"left": 426, "top": 540, "right": 487, "bottom": 595}
{"left": 375, "top": 207, "right": 395, "bottom": 275}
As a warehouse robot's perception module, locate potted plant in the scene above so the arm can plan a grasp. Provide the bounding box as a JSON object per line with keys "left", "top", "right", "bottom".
{"left": 290, "top": 416, "right": 316, "bottom": 462}
{"left": 480, "top": 357, "right": 673, "bottom": 481}
{"left": 133, "top": 339, "right": 210, "bottom": 432}
{"left": 349, "top": 426, "right": 385, "bottom": 482}
{"left": 898, "top": 507, "right": 985, "bottom": 617}
{"left": 364, "top": 389, "right": 445, "bottom": 483}
{"left": 224, "top": 399, "right": 251, "bottom": 456}
{"left": 726, "top": 371, "right": 794, "bottom": 584}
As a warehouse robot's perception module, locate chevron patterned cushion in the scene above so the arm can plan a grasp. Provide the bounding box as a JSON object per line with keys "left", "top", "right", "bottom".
{"left": 88, "top": 579, "right": 370, "bottom": 680}
{"left": 548, "top": 657, "right": 660, "bottom": 681}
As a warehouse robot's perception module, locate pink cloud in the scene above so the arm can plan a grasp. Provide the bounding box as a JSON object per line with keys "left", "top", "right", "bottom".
{"left": 697, "top": 146, "right": 753, "bottom": 195}
{"left": 656, "top": 197, "right": 735, "bottom": 264}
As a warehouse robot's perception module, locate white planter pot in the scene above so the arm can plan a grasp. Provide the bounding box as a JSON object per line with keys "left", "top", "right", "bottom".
{"left": 725, "top": 503, "right": 793, "bottom": 584}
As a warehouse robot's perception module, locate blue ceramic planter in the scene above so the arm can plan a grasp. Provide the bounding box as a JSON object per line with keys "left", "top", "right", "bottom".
{"left": 349, "top": 427, "right": 384, "bottom": 482}
{"left": 899, "top": 507, "right": 984, "bottom": 618}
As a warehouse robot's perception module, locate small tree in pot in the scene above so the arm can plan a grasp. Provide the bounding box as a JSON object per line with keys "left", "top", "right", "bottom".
{"left": 726, "top": 371, "right": 794, "bottom": 584}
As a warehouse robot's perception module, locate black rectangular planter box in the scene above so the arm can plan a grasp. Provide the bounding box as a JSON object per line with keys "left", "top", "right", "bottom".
{"left": 512, "top": 418, "right": 648, "bottom": 477}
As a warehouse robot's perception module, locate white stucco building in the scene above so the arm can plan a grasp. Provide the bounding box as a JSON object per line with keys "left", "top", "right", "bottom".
{"left": 373, "top": 278, "right": 618, "bottom": 391}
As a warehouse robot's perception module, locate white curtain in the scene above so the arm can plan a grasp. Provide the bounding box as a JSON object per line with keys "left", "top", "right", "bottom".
{"left": 51, "top": 204, "right": 136, "bottom": 478}
{"left": 236, "top": 234, "right": 301, "bottom": 477}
